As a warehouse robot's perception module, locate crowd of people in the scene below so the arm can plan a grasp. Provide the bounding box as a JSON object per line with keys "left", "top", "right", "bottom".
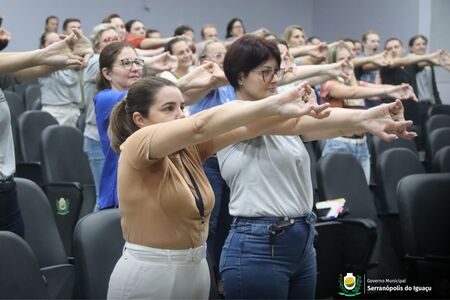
{"left": 1, "top": 12, "right": 450, "bottom": 299}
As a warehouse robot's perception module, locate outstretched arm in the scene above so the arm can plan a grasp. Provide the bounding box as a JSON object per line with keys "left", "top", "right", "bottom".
{"left": 267, "top": 99, "right": 416, "bottom": 142}
{"left": 131, "top": 84, "right": 318, "bottom": 159}
{"left": 327, "top": 81, "right": 417, "bottom": 101}
{"left": 0, "top": 29, "right": 92, "bottom": 79}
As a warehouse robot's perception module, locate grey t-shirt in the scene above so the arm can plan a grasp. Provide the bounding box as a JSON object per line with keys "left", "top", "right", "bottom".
{"left": 83, "top": 54, "right": 100, "bottom": 140}
{"left": 416, "top": 66, "right": 436, "bottom": 104}
{"left": 217, "top": 135, "right": 313, "bottom": 217}
{"left": 39, "top": 69, "right": 81, "bottom": 106}
{"left": 0, "top": 74, "right": 19, "bottom": 178}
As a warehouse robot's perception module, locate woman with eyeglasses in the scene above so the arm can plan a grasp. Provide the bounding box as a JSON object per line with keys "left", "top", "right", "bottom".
{"left": 83, "top": 23, "right": 120, "bottom": 211}
{"left": 95, "top": 42, "right": 145, "bottom": 210}
{"left": 106, "top": 72, "right": 325, "bottom": 299}
{"left": 94, "top": 41, "right": 227, "bottom": 210}
{"left": 217, "top": 35, "right": 416, "bottom": 299}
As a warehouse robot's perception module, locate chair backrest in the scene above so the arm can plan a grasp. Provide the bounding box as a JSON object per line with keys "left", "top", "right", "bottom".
{"left": 426, "top": 127, "right": 450, "bottom": 166}
{"left": 428, "top": 104, "right": 450, "bottom": 118}
{"left": 371, "top": 135, "right": 419, "bottom": 163}
{"left": 0, "top": 231, "right": 49, "bottom": 299}
{"left": 317, "top": 152, "right": 377, "bottom": 220}
{"left": 40, "top": 125, "right": 93, "bottom": 185}
{"left": 73, "top": 209, "right": 124, "bottom": 299}
{"left": 433, "top": 145, "right": 450, "bottom": 172}
{"left": 397, "top": 173, "right": 450, "bottom": 257}
{"left": 15, "top": 177, "right": 68, "bottom": 267}
{"left": 4, "top": 90, "right": 25, "bottom": 117}
{"left": 17, "top": 110, "right": 58, "bottom": 162}
{"left": 4, "top": 90, "right": 25, "bottom": 162}
{"left": 24, "top": 83, "right": 41, "bottom": 110}
{"left": 376, "top": 148, "right": 425, "bottom": 214}
{"left": 425, "top": 114, "right": 450, "bottom": 137}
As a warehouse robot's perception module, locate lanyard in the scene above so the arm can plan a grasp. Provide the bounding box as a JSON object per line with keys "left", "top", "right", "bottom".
{"left": 181, "top": 156, "right": 206, "bottom": 243}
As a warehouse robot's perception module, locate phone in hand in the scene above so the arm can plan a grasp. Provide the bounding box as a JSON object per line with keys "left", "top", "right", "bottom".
{"left": 0, "top": 17, "right": 3, "bottom": 27}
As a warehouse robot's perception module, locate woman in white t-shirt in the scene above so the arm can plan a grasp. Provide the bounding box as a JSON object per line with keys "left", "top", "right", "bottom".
{"left": 217, "top": 35, "right": 417, "bottom": 299}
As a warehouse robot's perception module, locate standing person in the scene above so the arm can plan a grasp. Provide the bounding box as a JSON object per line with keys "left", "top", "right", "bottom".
{"left": 0, "top": 30, "right": 92, "bottom": 238}
{"left": 225, "top": 18, "right": 246, "bottom": 40}
{"left": 106, "top": 75, "right": 330, "bottom": 299}
{"left": 38, "top": 31, "right": 82, "bottom": 127}
{"left": 124, "top": 19, "right": 173, "bottom": 49}
{"left": 94, "top": 41, "right": 222, "bottom": 210}
{"left": 83, "top": 23, "right": 120, "bottom": 211}
{"left": 201, "top": 24, "right": 218, "bottom": 41}
{"left": 94, "top": 42, "right": 145, "bottom": 210}
{"left": 146, "top": 29, "right": 161, "bottom": 39}
{"left": 357, "top": 30, "right": 382, "bottom": 108}
{"left": 159, "top": 37, "right": 194, "bottom": 91}
{"left": 62, "top": 18, "right": 82, "bottom": 35}
{"left": 45, "top": 15, "right": 59, "bottom": 33}
{"left": 380, "top": 37, "right": 445, "bottom": 124}
{"left": 320, "top": 43, "right": 416, "bottom": 183}
{"left": 408, "top": 34, "right": 443, "bottom": 105}
{"left": 217, "top": 35, "right": 416, "bottom": 299}
{"left": 102, "top": 13, "right": 126, "bottom": 41}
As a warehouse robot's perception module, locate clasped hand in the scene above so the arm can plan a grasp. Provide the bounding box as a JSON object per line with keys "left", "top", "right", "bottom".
{"left": 275, "top": 82, "right": 330, "bottom": 119}
{"left": 361, "top": 99, "right": 417, "bottom": 141}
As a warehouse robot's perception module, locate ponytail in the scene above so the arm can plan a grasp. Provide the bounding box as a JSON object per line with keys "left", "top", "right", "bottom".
{"left": 108, "top": 97, "right": 139, "bottom": 154}
{"left": 108, "top": 76, "right": 177, "bottom": 154}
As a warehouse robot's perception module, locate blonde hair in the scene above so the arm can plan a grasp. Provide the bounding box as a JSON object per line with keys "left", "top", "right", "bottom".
{"left": 90, "top": 23, "right": 118, "bottom": 52}
{"left": 282, "top": 25, "right": 304, "bottom": 45}
{"left": 326, "top": 42, "right": 357, "bottom": 87}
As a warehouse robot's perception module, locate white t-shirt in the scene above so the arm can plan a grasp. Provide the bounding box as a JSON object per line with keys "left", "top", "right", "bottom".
{"left": 0, "top": 74, "right": 19, "bottom": 178}
{"left": 217, "top": 135, "right": 313, "bottom": 217}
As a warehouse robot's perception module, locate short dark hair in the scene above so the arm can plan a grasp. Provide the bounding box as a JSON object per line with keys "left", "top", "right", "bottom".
{"left": 384, "top": 37, "right": 403, "bottom": 49}
{"left": 164, "top": 37, "right": 188, "bottom": 54}
{"left": 146, "top": 28, "right": 160, "bottom": 38}
{"left": 174, "top": 25, "right": 194, "bottom": 37}
{"left": 62, "top": 18, "right": 80, "bottom": 31}
{"left": 307, "top": 36, "right": 320, "bottom": 44}
{"left": 45, "top": 15, "right": 58, "bottom": 25}
{"left": 125, "top": 19, "right": 141, "bottom": 33}
{"left": 102, "top": 13, "right": 121, "bottom": 24}
{"left": 224, "top": 35, "right": 280, "bottom": 89}
{"left": 225, "top": 18, "right": 245, "bottom": 39}
{"left": 408, "top": 34, "right": 428, "bottom": 48}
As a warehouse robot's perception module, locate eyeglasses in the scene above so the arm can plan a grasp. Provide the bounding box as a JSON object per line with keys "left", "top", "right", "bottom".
{"left": 118, "top": 58, "right": 145, "bottom": 70}
{"left": 252, "top": 68, "right": 285, "bottom": 82}
{"left": 102, "top": 36, "right": 120, "bottom": 44}
{"left": 207, "top": 52, "right": 226, "bottom": 61}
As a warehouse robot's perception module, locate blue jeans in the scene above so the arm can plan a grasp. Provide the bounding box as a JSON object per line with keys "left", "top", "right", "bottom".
{"left": 322, "top": 138, "right": 371, "bottom": 184}
{"left": 83, "top": 136, "right": 105, "bottom": 211}
{"left": 204, "top": 156, "right": 230, "bottom": 266}
{"left": 220, "top": 213, "right": 317, "bottom": 299}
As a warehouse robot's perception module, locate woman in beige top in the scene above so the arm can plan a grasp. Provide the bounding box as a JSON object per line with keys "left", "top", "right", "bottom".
{"left": 106, "top": 65, "right": 415, "bottom": 298}
{"left": 106, "top": 76, "right": 329, "bottom": 299}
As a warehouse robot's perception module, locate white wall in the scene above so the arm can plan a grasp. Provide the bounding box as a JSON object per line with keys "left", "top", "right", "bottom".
{"left": 2, "top": 0, "right": 449, "bottom": 102}
{"left": 1, "top": 0, "right": 312, "bottom": 51}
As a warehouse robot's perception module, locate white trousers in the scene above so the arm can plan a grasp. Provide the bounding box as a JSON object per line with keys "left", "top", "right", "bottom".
{"left": 42, "top": 103, "right": 80, "bottom": 128}
{"left": 107, "top": 242, "right": 210, "bottom": 300}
